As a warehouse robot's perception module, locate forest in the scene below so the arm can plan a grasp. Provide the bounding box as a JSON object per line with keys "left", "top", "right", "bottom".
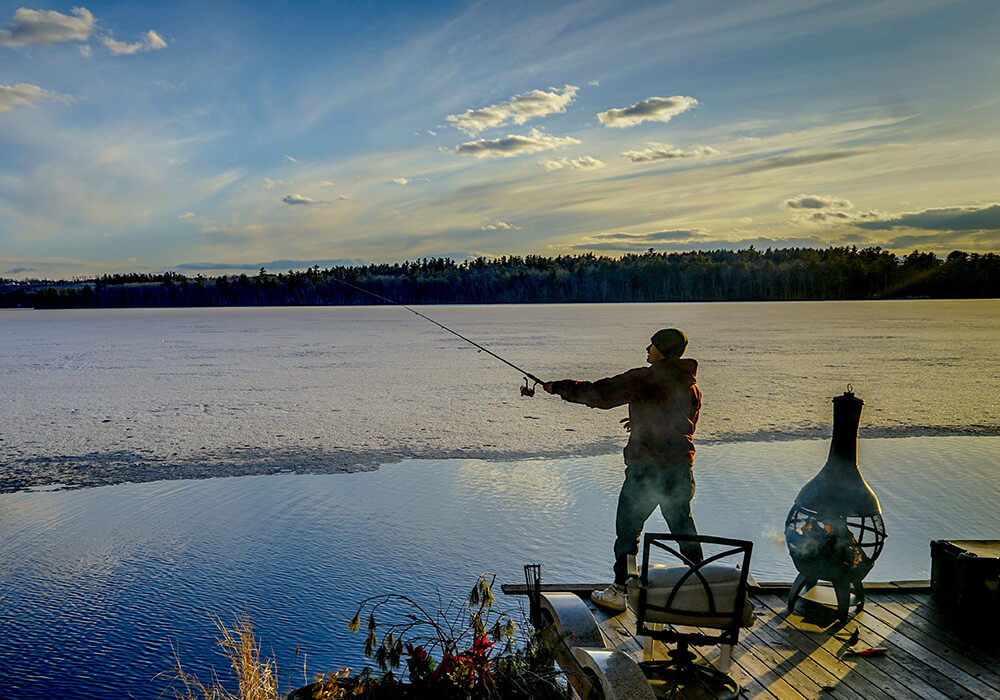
{"left": 2, "top": 246, "right": 998, "bottom": 309}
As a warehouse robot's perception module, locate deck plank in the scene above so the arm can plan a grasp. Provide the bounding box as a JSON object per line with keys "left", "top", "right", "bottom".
{"left": 737, "top": 614, "right": 848, "bottom": 700}
{"left": 750, "top": 594, "right": 895, "bottom": 700}
{"left": 873, "top": 592, "right": 1000, "bottom": 688}
{"left": 506, "top": 584, "right": 1000, "bottom": 699}
{"left": 846, "top": 604, "right": 998, "bottom": 699}
{"left": 859, "top": 600, "right": 1000, "bottom": 698}
{"left": 766, "top": 596, "right": 952, "bottom": 700}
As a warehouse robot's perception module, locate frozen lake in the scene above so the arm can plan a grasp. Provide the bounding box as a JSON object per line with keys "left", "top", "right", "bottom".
{"left": 2, "top": 300, "right": 998, "bottom": 491}
{"left": 1, "top": 300, "right": 999, "bottom": 698}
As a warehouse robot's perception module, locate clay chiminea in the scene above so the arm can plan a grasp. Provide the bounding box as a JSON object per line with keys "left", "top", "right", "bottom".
{"left": 785, "top": 386, "right": 886, "bottom": 621}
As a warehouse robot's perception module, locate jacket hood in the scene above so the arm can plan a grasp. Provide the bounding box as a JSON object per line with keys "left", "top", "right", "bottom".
{"left": 658, "top": 357, "right": 698, "bottom": 382}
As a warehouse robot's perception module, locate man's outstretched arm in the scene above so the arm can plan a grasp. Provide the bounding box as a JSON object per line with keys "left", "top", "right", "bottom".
{"left": 542, "top": 368, "right": 643, "bottom": 409}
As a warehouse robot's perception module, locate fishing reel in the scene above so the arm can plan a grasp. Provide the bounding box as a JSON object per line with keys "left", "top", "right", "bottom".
{"left": 520, "top": 377, "right": 538, "bottom": 397}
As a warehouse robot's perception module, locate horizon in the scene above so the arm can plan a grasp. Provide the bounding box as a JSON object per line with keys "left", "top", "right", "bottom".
{"left": 0, "top": 243, "right": 984, "bottom": 286}
{"left": 2, "top": 0, "right": 999, "bottom": 280}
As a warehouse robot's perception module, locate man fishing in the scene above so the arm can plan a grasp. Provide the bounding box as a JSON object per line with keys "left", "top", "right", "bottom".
{"left": 543, "top": 328, "right": 703, "bottom": 612}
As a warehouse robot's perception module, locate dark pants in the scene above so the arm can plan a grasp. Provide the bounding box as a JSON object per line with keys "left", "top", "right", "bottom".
{"left": 612, "top": 463, "right": 703, "bottom": 584}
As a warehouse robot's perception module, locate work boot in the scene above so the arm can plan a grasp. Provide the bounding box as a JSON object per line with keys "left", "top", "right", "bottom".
{"left": 590, "top": 583, "right": 627, "bottom": 612}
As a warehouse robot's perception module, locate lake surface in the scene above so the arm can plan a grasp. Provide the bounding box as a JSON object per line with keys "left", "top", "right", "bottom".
{"left": 2, "top": 300, "right": 998, "bottom": 491}
{"left": 1, "top": 301, "right": 998, "bottom": 698}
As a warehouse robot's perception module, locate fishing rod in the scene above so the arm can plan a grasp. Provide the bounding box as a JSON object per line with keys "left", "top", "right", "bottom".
{"left": 333, "top": 277, "right": 545, "bottom": 396}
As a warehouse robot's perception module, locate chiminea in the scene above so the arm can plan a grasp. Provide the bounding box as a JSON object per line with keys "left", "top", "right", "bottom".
{"left": 785, "top": 387, "right": 886, "bottom": 621}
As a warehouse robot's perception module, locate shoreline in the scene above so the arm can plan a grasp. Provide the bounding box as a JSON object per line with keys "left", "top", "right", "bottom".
{"left": 3, "top": 429, "right": 997, "bottom": 495}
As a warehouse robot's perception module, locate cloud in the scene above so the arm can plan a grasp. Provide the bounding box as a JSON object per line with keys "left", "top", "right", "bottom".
{"left": 0, "top": 6, "right": 94, "bottom": 47}
{"left": 572, "top": 229, "right": 707, "bottom": 251}
{"left": 852, "top": 203, "right": 1000, "bottom": 232}
{"left": 282, "top": 193, "right": 315, "bottom": 205}
{"left": 177, "top": 212, "right": 195, "bottom": 219}
{"left": 784, "top": 195, "right": 883, "bottom": 227}
{"left": 622, "top": 143, "right": 719, "bottom": 163}
{"left": 783, "top": 194, "right": 853, "bottom": 210}
{"left": 392, "top": 177, "right": 410, "bottom": 185}
{"left": 456, "top": 128, "right": 580, "bottom": 159}
{"left": 144, "top": 30, "right": 166, "bottom": 49}
{"left": 597, "top": 96, "right": 697, "bottom": 128}
{"left": 480, "top": 220, "right": 520, "bottom": 231}
{"left": 783, "top": 199, "right": 1000, "bottom": 235}
{"left": 542, "top": 156, "right": 605, "bottom": 171}
{"left": 447, "top": 85, "right": 578, "bottom": 134}
{"left": 262, "top": 177, "right": 283, "bottom": 190}
{"left": 284, "top": 154, "right": 297, "bottom": 163}
{"left": 0, "top": 83, "right": 72, "bottom": 114}
{"left": 102, "top": 30, "right": 168, "bottom": 55}
{"left": 794, "top": 209, "right": 883, "bottom": 225}
{"left": 734, "top": 149, "right": 869, "bottom": 175}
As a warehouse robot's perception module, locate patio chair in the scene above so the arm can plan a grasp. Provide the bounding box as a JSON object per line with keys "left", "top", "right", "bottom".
{"left": 627, "top": 533, "right": 755, "bottom": 699}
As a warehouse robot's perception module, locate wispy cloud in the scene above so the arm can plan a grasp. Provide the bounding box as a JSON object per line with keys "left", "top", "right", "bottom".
{"left": 284, "top": 154, "right": 297, "bottom": 163}
{"left": 734, "top": 149, "right": 870, "bottom": 175}
{"left": 480, "top": 220, "right": 520, "bottom": 231}
{"left": 447, "top": 85, "right": 578, "bottom": 134}
{"left": 572, "top": 229, "right": 707, "bottom": 251}
{"left": 177, "top": 212, "right": 195, "bottom": 219}
{"left": 622, "top": 143, "right": 719, "bottom": 163}
{"left": 782, "top": 194, "right": 882, "bottom": 226}
{"left": 102, "top": 30, "right": 167, "bottom": 55}
{"left": 853, "top": 203, "right": 1000, "bottom": 232}
{"left": 456, "top": 128, "right": 580, "bottom": 159}
{"left": 392, "top": 177, "right": 410, "bottom": 185}
{"left": 0, "top": 6, "right": 94, "bottom": 47}
{"left": 543, "top": 156, "right": 605, "bottom": 171}
{"left": 783, "top": 194, "right": 853, "bottom": 210}
{"left": 0, "top": 83, "right": 73, "bottom": 114}
{"left": 794, "top": 209, "right": 883, "bottom": 225}
{"left": 282, "top": 193, "right": 315, "bottom": 205}
{"left": 598, "top": 96, "right": 697, "bottom": 128}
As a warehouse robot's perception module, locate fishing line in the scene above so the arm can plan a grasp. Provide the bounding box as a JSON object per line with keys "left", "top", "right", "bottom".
{"left": 333, "top": 277, "right": 544, "bottom": 395}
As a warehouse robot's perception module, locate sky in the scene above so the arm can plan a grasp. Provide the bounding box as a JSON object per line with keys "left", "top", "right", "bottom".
{"left": 1, "top": 0, "right": 999, "bottom": 279}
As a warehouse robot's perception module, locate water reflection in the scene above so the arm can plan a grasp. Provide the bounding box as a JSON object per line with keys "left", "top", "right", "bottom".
{"left": 1, "top": 436, "right": 999, "bottom": 699}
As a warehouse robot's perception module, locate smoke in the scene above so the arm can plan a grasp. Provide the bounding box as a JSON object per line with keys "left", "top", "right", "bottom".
{"left": 764, "top": 525, "right": 787, "bottom": 550}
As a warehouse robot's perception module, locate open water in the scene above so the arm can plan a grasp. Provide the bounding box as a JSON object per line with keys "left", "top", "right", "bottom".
{"left": 1, "top": 301, "right": 998, "bottom": 698}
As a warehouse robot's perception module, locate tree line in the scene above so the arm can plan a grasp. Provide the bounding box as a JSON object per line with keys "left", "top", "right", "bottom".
{"left": 2, "top": 247, "right": 998, "bottom": 309}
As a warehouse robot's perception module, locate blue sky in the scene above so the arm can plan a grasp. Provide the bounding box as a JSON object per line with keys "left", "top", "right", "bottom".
{"left": 1, "top": 0, "right": 999, "bottom": 279}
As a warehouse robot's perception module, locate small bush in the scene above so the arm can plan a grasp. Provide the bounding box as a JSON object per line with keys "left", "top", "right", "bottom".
{"left": 166, "top": 575, "right": 569, "bottom": 700}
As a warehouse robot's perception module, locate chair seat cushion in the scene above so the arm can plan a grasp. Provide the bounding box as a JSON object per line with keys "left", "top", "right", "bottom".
{"left": 627, "top": 564, "right": 754, "bottom": 628}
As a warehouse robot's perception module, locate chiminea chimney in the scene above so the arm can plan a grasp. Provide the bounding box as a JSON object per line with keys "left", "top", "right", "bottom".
{"left": 785, "top": 387, "right": 887, "bottom": 620}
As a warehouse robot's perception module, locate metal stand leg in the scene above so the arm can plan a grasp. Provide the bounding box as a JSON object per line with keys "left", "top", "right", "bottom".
{"left": 834, "top": 580, "right": 852, "bottom": 621}
{"left": 851, "top": 578, "right": 866, "bottom": 613}
{"left": 787, "top": 573, "right": 814, "bottom": 612}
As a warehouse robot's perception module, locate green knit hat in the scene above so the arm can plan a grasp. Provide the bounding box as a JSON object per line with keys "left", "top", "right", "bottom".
{"left": 651, "top": 328, "right": 688, "bottom": 358}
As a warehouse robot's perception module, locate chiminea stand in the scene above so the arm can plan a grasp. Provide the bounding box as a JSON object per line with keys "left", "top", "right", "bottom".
{"left": 785, "top": 387, "right": 886, "bottom": 621}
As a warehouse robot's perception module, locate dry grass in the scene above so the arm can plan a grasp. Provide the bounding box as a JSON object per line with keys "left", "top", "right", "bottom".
{"left": 165, "top": 614, "right": 281, "bottom": 700}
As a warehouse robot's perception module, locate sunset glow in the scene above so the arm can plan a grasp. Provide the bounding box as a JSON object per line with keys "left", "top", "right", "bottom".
{"left": 2, "top": 0, "right": 999, "bottom": 279}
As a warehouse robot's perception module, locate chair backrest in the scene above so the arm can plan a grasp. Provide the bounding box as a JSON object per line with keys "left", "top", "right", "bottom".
{"left": 629, "top": 533, "right": 753, "bottom": 647}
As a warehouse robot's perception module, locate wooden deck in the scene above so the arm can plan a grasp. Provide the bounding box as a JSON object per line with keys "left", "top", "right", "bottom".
{"left": 501, "top": 582, "right": 1000, "bottom": 699}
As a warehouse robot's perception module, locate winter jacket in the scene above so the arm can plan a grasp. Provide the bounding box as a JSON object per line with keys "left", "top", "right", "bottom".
{"left": 550, "top": 358, "right": 701, "bottom": 468}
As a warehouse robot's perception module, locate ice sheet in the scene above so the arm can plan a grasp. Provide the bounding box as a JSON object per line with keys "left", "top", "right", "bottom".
{"left": 2, "top": 300, "right": 998, "bottom": 491}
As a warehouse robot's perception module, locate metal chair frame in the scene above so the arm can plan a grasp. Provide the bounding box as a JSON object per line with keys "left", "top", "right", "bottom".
{"left": 634, "top": 533, "right": 754, "bottom": 698}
